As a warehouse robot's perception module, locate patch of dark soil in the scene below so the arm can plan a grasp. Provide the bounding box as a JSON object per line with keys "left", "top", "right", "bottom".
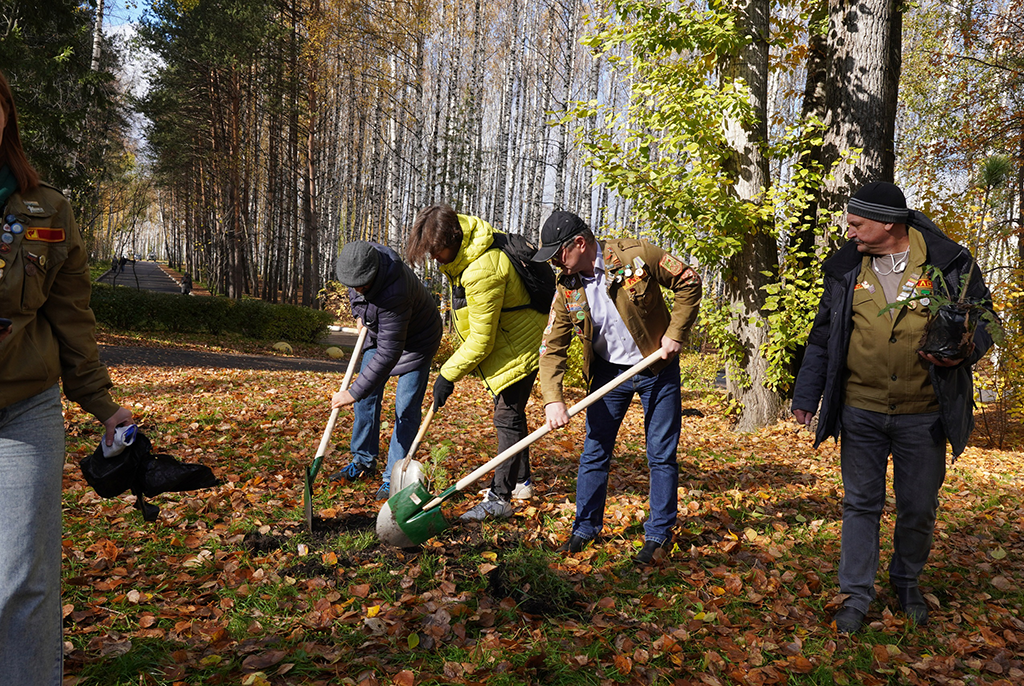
{"left": 282, "top": 559, "right": 336, "bottom": 579}
{"left": 242, "top": 532, "right": 288, "bottom": 554}
{"left": 310, "top": 512, "right": 377, "bottom": 537}
{"left": 471, "top": 531, "right": 587, "bottom": 618}
{"left": 486, "top": 562, "right": 586, "bottom": 619}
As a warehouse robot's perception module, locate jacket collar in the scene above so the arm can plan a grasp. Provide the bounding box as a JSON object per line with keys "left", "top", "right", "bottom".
{"left": 442, "top": 215, "right": 495, "bottom": 278}
{"left": 823, "top": 219, "right": 968, "bottom": 280}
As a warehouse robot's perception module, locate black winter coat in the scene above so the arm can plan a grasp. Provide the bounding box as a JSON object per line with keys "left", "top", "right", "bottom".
{"left": 792, "top": 212, "right": 996, "bottom": 457}
{"left": 347, "top": 244, "right": 443, "bottom": 401}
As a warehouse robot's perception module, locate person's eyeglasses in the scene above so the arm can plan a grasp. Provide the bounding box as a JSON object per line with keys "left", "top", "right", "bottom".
{"left": 550, "top": 238, "right": 575, "bottom": 268}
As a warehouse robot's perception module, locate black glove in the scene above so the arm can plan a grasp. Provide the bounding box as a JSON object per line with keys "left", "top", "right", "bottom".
{"left": 433, "top": 375, "right": 455, "bottom": 410}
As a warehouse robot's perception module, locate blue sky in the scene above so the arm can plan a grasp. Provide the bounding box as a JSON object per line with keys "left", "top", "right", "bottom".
{"left": 104, "top": 0, "right": 147, "bottom": 28}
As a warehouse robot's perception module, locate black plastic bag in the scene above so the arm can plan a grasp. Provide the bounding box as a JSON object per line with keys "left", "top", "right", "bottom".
{"left": 141, "top": 453, "right": 219, "bottom": 498}
{"left": 80, "top": 430, "right": 219, "bottom": 521}
{"left": 918, "top": 302, "right": 974, "bottom": 360}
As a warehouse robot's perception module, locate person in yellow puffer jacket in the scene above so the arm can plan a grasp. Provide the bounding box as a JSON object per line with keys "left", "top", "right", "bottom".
{"left": 407, "top": 205, "right": 547, "bottom": 522}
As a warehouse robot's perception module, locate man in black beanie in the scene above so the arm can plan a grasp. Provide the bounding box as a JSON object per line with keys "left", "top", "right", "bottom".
{"left": 792, "top": 181, "right": 997, "bottom": 632}
{"left": 329, "top": 241, "right": 443, "bottom": 500}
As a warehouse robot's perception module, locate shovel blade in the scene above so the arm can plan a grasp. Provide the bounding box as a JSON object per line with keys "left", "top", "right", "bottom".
{"left": 389, "top": 458, "right": 426, "bottom": 498}
{"left": 376, "top": 481, "right": 448, "bottom": 547}
{"left": 303, "top": 466, "right": 313, "bottom": 531}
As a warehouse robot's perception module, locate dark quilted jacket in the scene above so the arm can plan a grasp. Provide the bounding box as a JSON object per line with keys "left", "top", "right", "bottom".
{"left": 347, "top": 244, "right": 443, "bottom": 401}
{"left": 792, "top": 212, "right": 997, "bottom": 457}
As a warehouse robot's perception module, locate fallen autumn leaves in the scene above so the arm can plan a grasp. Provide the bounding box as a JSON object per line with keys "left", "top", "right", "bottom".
{"left": 58, "top": 355, "right": 1023, "bottom": 685}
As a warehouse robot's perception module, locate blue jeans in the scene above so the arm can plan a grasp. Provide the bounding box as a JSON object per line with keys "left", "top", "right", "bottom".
{"left": 572, "top": 356, "right": 680, "bottom": 544}
{"left": 350, "top": 348, "right": 431, "bottom": 484}
{"left": 0, "top": 385, "right": 64, "bottom": 686}
{"left": 838, "top": 405, "right": 946, "bottom": 613}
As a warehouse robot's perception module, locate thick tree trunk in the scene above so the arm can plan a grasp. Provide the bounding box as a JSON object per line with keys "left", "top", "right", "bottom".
{"left": 722, "top": 0, "right": 783, "bottom": 431}
{"left": 820, "top": 0, "right": 903, "bottom": 220}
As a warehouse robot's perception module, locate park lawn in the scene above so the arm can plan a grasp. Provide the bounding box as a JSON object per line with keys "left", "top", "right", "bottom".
{"left": 59, "top": 352, "right": 1023, "bottom": 685}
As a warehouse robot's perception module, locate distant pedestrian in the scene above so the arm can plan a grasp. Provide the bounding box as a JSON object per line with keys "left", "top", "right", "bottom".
{"left": 180, "top": 272, "right": 192, "bottom": 295}
{"left": 118, "top": 255, "right": 127, "bottom": 273}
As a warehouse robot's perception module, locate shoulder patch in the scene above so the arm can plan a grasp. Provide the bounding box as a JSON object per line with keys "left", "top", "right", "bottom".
{"left": 25, "top": 227, "right": 65, "bottom": 243}
{"left": 659, "top": 253, "right": 684, "bottom": 276}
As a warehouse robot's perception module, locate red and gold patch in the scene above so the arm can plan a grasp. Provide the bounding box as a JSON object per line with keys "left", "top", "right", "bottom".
{"left": 659, "top": 253, "right": 684, "bottom": 276}
{"left": 25, "top": 227, "right": 65, "bottom": 243}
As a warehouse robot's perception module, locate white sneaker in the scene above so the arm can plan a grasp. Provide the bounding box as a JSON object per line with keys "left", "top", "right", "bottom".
{"left": 459, "top": 490, "right": 513, "bottom": 522}
{"left": 511, "top": 480, "right": 534, "bottom": 500}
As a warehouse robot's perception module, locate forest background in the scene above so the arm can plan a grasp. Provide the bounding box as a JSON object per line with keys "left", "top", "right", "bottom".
{"left": 2, "top": 0, "right": 1023, "bottom": 430}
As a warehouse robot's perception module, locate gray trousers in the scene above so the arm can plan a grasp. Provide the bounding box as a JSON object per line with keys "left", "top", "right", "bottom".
{"left": 0, "top": 385, "right": 65, "bottom": 686}
{"left": 838, "top": 405, "right": 946, "bottom": 613}
{"left": 488, "top": 370, "right": 537, "bottom": 501}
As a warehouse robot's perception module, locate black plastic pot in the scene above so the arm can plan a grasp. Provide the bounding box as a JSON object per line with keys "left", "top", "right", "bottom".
{"left": 918, "top": 302, "right": 975, "bottom": 359}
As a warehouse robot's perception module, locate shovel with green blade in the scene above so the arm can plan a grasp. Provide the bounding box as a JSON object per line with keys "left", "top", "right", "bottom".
{"left": 304, "top": 326, "right": 368, "bottom": 530}
{"left": 376, "top": 349, "right": 666, "bottom": 547}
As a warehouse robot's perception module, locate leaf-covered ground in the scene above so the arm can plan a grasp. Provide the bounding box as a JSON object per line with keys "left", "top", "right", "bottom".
{"left": 60, "top": 350, "right": 1023, "bottom": 685}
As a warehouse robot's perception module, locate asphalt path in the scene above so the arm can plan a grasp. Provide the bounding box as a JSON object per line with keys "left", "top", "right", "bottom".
{"left": 97, "top": 260, "right": 182, "bottom": 293}
{"left": 98, "top": 344, "right": 356, "bottom": 373}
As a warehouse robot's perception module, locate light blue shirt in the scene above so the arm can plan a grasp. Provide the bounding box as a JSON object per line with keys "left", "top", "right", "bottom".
{"left": 582, "top": 251, "right": 643, "bottom": 365}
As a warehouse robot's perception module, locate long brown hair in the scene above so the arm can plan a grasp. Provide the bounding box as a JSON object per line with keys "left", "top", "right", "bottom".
{"left": 406, "top": 204, "right": 462, "bottom": 265}
{"left": 0, "top": 70, "right": 40, "bottom": 192}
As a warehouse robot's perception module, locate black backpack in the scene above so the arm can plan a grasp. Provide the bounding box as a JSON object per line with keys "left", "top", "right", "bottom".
{"left": 490, "top": 232, "right": 556, "bottom": 313}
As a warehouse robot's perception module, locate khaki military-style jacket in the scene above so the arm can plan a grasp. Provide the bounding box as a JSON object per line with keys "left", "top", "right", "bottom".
{"left": 0, "top": 184, "right": 119, "bottom": 421}
{"left": 538, "top": 238, "right": 702, "bottom": 405}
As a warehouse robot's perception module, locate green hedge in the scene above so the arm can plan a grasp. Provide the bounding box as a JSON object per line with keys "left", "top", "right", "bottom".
{"left": 90, "top": 284, "right": 334, "bottom": 343}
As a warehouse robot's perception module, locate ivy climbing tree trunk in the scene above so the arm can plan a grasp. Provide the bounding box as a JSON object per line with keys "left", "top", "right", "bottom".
{"left": 721, "top": 0, "right": 783, "bottom": 431}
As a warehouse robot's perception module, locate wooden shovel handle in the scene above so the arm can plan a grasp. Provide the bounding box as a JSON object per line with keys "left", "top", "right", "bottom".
{"left": 396, "top": 404, "right": 435, "bottom": 476}
{"left": 313, "top": 326, "right": 368, "bottom": 461}
{"left": 420, "top": 349, "right": 665, "bottom": 510}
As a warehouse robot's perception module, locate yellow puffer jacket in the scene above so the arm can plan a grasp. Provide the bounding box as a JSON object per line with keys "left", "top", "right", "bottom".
{"left": 439, "top": 215, "right": 546, "bottom": 396}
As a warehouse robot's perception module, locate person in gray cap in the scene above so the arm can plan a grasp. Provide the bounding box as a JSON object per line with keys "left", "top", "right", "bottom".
{"left": 329, "top": 240, "right": 443, "bottom": 500}
{"left": 534, "top": 211, "right": 702, "bottom": 565}
{"left": 792, "top": 181, "right": 997, "bottom": 633}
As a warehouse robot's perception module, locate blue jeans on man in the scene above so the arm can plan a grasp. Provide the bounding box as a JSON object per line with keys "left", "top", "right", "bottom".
{"left": 838, "top": 405, "right": 946, "bottom": 613}
{"left": 349, "top": 347, "right": 432, "bottom": 484}
{"left": 572, "top": 355, "right": 680, "bottom": 544}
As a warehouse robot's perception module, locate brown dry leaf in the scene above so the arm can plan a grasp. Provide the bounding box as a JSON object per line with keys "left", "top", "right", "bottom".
{"left": 350, "top": 583, "right": 371, "bottom": 598}
{"left": 991, "top": 576, "right": 1014, "bottom": 592}
{"left": 393, "top": 669, "right": 415, "bottom": 686}
{"left": 241, "top": 650, "right": 288, "bottom": 672}
{"left": 790, "top": 656, "right": 814, "bottom": 673}
{"left": 613, "top": 654, "right": 633, "bottom": 674}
